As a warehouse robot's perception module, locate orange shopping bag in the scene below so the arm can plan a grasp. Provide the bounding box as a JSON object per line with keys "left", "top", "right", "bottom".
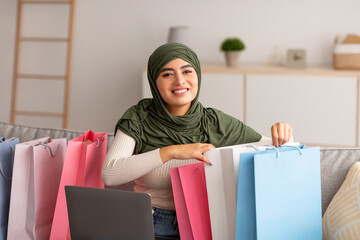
{"left": 49, "top": 130, "right": 107, "bottom": 240}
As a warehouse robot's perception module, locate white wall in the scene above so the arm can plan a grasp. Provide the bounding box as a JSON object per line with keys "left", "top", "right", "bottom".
{"left": 1, "top": 0, "right": 360, "bottom": 132}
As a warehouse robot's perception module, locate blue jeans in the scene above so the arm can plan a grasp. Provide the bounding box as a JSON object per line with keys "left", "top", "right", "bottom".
{"left": 153, "top": 207, "right": 180, "bottom": 239}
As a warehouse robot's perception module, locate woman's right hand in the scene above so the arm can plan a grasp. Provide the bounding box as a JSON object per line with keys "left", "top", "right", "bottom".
{"left": 159, "top": 143, "right": 215, "bottom": 165}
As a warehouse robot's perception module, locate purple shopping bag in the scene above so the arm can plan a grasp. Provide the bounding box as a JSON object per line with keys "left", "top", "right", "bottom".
{"left": 0, "top": 137, "right": 19, "bottom": 240}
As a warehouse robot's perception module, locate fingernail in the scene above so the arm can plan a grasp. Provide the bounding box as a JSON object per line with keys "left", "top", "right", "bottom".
{"left": 208, "top": 161, "right": 213, "bottom": 166}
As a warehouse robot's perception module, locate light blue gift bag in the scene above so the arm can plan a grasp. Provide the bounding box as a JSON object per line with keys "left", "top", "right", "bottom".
{"left": 235, "top": 145, "right": 322, "bottom": 240}
{"left": 0, "top": 137, "right": 20, "bottom": 240}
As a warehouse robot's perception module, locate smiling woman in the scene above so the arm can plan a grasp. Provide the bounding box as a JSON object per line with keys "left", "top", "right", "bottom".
{"left": 101, "top": 42, "right": 293, "bottom": 239}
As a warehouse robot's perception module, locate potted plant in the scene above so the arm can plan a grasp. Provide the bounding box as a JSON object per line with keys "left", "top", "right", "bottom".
{"left": 220, "top": 37, "right": 245, "bottom": 67}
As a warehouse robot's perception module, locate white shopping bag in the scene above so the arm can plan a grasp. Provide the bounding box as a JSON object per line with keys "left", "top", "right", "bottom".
{"left": 203, "top": 141, "right": 267, "bottom": 240}
{"left": 7, "top": 137, "right": 66, "bottom": 240}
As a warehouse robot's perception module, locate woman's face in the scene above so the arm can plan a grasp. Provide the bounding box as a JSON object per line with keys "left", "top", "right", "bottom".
{"left": 156, "top": 58, "right": 198, "bottom": 116}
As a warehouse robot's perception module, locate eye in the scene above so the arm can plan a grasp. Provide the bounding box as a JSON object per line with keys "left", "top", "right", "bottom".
{"left": 162, "top": 72, "right": 172, "bottom": 77}
{"left": 183, "top": 69, "right": 193, "bottom": 74}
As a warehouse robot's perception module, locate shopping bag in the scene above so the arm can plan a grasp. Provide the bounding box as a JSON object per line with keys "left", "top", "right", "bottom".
{"left": 204, "top": 144, "right": 264, "bottom": 240}
{"left": 203, "top": 140, "right": 277, "bottom": 240}
{"left": 50, "top": 130, "right": 107, "bottom": 240}
{"left": 7, "top": 137, "right": 66, "bottom": 240}
{"left": 235, "top": 146, "right": 322, "bottom": 240}
{"left": 170, "top": 162, "right": 212, "bottom": 240}
{"left": 0, "top": 137, "right": 19, "bottom": 240}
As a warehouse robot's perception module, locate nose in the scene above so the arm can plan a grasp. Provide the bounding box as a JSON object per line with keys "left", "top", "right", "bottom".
{"left": 174, "top": 73, "right": 185, "bottom": 85}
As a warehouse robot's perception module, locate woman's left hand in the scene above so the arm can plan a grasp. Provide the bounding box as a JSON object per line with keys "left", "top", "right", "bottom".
{"left": 271, "top": 122, "right": 293, "bottom": 147}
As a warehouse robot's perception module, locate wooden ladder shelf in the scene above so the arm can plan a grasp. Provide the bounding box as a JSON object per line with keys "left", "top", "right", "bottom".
{"left": 10, "top": 0, "right": 75, "bottom": 129}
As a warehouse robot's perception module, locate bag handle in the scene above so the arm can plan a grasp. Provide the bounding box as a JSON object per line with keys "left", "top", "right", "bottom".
{"left": 279, "top": 145, "right": 303, "bottom": 155}
{"left": 264, "top": 145, "right": 280, "bottom": 159}
{"left": 82, "top": 135, "right": 104, "bottom": 147}
{"left": 247, "top": 145, "right": 260, "bottom": 151}
{"left": 35, "top": 142, "right": 60, "bottom": 158}
{"left": 0, "top": 139, "right": 15, "bottom": 181}
{"left": 95, "top": 136, "right": 105, "bottom": 147}
{"left": 247, "top": 144, "right": 303, "bottom": 159}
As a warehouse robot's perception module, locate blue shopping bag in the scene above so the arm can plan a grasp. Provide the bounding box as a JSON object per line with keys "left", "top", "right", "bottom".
{"left": 0, "top": 137, "right": 19, "bottom": 240}
{"left": 235, "top": 145, "right": 322, "bottom": 240}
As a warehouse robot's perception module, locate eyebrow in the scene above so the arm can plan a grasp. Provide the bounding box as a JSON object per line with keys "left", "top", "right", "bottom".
{"left": 159, "top": 64, "right": 194, "bottom": 73}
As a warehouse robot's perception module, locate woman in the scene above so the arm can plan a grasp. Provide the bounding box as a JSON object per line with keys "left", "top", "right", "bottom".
{"left": 102, "top": 43, "right": 293, "bottom": 239}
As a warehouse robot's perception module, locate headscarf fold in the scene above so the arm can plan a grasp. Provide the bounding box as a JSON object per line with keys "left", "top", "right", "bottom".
{"left": 116, "top": 43, "right": 261, "bottom": 154}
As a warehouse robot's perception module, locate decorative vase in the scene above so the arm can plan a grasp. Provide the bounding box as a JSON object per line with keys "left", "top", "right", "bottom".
{"left": 225, "top": 51, "right": 240, "bottom": 67}
{"left": 167, "top": 26, "right": 191, "bottom": 47}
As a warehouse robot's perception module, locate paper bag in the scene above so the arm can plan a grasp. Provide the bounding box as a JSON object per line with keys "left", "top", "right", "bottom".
{"left": 50, "top": 130, "right": 107, "bottom": 240}
{"left": 170, "top": 162, "right": 212, "bottom": 240}
{"left": 0, "top": 137, "right": 19, "bottom": 240}
{"left": 235, "top": 146, "right": 322, "bottom": 240}
{"left": 7, "top": 137, "right": 66, "bottom": 240}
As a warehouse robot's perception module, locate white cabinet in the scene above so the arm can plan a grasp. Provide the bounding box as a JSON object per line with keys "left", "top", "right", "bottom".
{"left": 246, "top": 75, "right": 358, "bottom": 146}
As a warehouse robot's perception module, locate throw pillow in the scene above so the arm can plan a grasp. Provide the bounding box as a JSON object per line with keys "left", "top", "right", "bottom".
{"left": 323, "top": 161, "right": 360, "bottom": 239}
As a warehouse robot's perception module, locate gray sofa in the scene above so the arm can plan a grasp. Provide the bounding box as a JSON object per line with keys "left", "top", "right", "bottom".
{"left": 1, "top": 121, "right": 359, "bottom": 216}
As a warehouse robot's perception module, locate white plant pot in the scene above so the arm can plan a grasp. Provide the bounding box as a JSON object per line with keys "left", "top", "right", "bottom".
{"left": 225, "top": 51, "right": 241, "bottom": 67}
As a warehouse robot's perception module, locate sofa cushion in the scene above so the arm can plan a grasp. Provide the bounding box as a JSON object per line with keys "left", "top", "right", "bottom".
{"left": 322, "top": 162, "right": 360, "bottom": 239}
{"left": 321, "top": 148, "right": 360, "bottom": 215}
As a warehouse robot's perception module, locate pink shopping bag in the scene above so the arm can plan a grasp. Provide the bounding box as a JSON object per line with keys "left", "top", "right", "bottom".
{"left": 170, "top": 162, "right": 212, "bottom": 240}
{"left": 7, "top": 137, "right": 66, "bottom": 240}
{"left": 50, "top": 130, "right": 107, "bottom": 240}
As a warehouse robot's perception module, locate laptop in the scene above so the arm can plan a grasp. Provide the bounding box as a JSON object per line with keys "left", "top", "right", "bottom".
{"left": 65, "top": 185, "right": 177, "bottom": 240}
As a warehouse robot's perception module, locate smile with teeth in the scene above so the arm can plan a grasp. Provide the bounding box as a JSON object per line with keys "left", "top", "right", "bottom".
{"left": 172, "top": 88, "right": 189, "bottom": 94}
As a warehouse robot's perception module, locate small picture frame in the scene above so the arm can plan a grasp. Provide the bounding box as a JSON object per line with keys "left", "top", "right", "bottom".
{"left": 286, "top": 49, "right": 306, "bottom": 69}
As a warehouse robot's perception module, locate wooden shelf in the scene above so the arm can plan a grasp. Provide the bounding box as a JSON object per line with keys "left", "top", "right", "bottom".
{"left": 201, "top": 63, "right": 360, "bottom": 78}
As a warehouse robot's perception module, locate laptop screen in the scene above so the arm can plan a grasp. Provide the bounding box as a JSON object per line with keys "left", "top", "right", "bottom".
{"left": 65, "top": 185, "right": 155, "bottom": 240}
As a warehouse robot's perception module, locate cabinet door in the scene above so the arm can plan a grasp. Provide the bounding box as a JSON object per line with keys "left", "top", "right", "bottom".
{"left": 200, "top": 74, "right": 244, "bottom": 121}
{"left": 246, "top": 74, "right": 357, "bottom": 146}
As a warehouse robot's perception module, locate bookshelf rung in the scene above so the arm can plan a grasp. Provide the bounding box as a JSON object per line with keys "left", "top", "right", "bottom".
{"left": 15, "top": 111, "right": 64, "bottom": 118}
{"left": 21, "top": 1, "right": 71, "bottom": 4}
{"left": 21, "top": 37, "right": 69, "bottom": 42}
{"left": 18, "top": 74, "right": 66, "bottom": 80}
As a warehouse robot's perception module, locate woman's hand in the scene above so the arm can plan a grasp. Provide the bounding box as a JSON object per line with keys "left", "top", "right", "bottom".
{"left": 159, "top": 143, "right": 215, "bottom": 165}
{"left": 271, "top": 122, "right": 293, "bottom": 147}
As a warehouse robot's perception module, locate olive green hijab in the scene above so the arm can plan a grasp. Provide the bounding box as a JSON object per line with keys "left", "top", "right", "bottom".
{"left": 116, "top": 43, "right": 261, "bottom": 154}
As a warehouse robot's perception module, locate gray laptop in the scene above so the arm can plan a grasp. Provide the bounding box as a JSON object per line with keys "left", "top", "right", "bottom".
{"left": 65, "top": 185, "right": 155, "bottom": 240}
